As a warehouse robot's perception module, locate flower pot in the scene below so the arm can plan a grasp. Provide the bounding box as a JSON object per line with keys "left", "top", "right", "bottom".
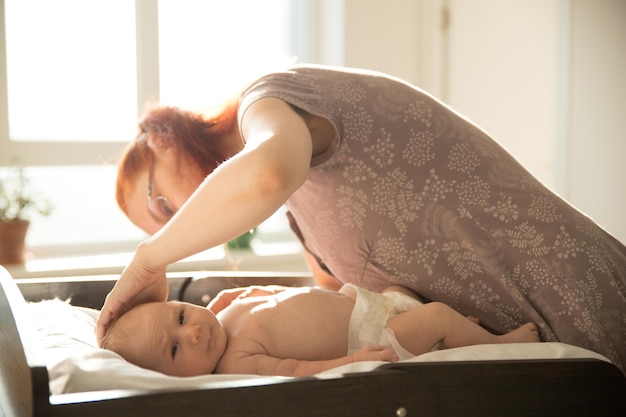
{"left": 0, "top": 220, "right": 30, "bottom": 265}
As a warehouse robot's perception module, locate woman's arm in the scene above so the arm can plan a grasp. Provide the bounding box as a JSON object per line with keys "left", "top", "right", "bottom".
{"left": 97, "top": 98, "right": 315, "bottom": 344}
{"left": 141, "top": 97, "right": 314, "bottom": 268}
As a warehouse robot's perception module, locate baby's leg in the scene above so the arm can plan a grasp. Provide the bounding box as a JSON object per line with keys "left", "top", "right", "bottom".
{"left": 386, "top": 302, "right": 540, "bottom": 356}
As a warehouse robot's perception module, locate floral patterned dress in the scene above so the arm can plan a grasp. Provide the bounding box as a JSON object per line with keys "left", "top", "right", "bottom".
{"left": 239, "top": 65, "right": 626, "bottom": 372}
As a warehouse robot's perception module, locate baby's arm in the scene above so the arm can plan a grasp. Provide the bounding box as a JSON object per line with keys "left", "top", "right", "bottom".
{"left": 208, "top": 285, "right": 293, "bottom": 313}
{"left": 222, "top": 346, "right": 398, "bottom": 377}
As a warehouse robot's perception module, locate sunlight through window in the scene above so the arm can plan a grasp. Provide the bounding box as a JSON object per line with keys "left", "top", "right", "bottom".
{"left": 5, "top": 0, "right": 137, "bottom": 141}
{"left": 158, "top": 0, "right": 293, "bottom": 110}
{"left": 2, "top": 0, "right": 300, "bottom": 257}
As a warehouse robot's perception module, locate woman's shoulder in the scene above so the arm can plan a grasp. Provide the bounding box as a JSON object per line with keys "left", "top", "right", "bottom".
{"left": 244, "top": 64, "right": 400, "bottom": 90}
{"left": 285, "top": 64, "right": 395, "bottom": 77}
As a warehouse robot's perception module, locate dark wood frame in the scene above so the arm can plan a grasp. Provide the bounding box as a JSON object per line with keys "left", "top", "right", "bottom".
{"left": 1, "top": 266, "right": 625, "bottom": 417}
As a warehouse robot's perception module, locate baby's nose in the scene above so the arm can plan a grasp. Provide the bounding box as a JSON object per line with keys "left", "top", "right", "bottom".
{"left": 183, "top": 324, "right": 201, "bottom": 344}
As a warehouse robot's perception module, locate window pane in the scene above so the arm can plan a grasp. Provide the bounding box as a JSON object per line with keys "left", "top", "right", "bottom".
{"left": 158, "top": 0, "right": 292, "bottom": 108}
{"left": 11, "top": 166, "right": 147, "bottom": 256}
{"left": 5, "top": 0, "right": 137, "bottom": 141}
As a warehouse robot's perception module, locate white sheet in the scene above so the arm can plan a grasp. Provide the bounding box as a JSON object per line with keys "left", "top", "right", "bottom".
{"left": 26, "top": 299, "right": 612, "bottom": 395}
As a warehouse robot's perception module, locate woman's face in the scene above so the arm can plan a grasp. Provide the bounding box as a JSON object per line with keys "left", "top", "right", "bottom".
{"left": 124, "top": 149, "right": 205, "bottom": 235}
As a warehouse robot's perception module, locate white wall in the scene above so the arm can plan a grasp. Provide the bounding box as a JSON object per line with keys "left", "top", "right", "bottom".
{"left": 310, "top": 0, "right": 434, "bottom": 87}
{"left": 445, "top": 0, "right": 561, "bottom": 191}
{"left": 567, "top": 0, "right": 626, "bottom": 242}
{"left": 343, "top": 0, "right": 421, "bottom": 85}
{"left": 311, "top": 0, "right": 626, "bottom": 244}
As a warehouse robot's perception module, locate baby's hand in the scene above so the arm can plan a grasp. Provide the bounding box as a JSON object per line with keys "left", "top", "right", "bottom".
{"left": 351, "top": 345, "right": 399, "bottom": 363}
{"left": 208, "top": 285, "right": 292, "bottom": 314}
{"left": 208, "top": 288, "right": 248, "bottom": 314}
{"left": 238, "top": 285, "right": 289, "bottom": 299}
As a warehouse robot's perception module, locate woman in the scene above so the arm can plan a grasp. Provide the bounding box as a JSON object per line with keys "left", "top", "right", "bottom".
{"left": 97, "top": 64, "right": 626, "bottom": 372}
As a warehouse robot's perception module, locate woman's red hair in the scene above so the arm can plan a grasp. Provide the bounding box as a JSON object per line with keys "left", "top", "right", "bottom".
{"left": 115, "top": 98, "right": 240, "bottom": 215}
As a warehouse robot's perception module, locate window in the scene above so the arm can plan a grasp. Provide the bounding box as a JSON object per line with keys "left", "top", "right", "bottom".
{"left": 4, "top": 0, "right": 137, "bottom": 143}
{"left": 158, "top": 0, "right": 292, "bottom": 109}
{"left": 0, "top": 0, "right": 308, "bottom": 259}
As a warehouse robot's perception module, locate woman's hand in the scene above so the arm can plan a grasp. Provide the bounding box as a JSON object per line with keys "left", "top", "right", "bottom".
{"left": 96, "top": 248, "right": 169, "bottom": 346}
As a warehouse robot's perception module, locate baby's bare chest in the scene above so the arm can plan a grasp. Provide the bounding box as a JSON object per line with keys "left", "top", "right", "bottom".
{"left": 220, "top": 289, "right": 355, "bottom": 359}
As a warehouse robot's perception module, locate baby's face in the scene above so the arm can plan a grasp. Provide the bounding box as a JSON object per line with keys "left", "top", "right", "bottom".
{"left": 114, "top": 301, "right": 227, "bottom": 376}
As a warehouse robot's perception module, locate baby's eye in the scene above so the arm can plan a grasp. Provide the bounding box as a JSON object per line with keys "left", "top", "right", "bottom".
{"left": 171, "top": 341, "right": 179, "bottom": 358}
{"left": 178, "top": 310, "right": 185, "bottom": 325}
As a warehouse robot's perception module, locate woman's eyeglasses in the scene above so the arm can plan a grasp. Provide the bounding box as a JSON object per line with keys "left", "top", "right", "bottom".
{"left": 147, "top": 166, "right": 176, "bottom": 222}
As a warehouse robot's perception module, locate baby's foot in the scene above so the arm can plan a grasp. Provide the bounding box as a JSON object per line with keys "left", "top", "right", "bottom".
{"left": 502, "top": 322, "right": 541, "bottom": 344}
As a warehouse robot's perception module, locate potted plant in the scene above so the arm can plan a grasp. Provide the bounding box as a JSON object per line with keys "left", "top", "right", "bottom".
{"left": 0, "top": 168, "right": 52, "bottom": 265}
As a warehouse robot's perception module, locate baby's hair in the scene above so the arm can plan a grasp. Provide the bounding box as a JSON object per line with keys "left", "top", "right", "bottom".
{"left": 100, "top": 318, "right": 118, "bottom": 351}
{"left": 101, "top": 309, "right": 135, "bottom": 353}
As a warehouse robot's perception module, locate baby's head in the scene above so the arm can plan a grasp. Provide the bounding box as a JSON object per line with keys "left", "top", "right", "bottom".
{"left": 102, "top": 300, "right": 227, "bottom": 376}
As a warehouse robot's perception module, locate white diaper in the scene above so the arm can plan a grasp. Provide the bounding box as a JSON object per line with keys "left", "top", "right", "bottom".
{"left": 340, "top": 284, "right": 424, "bottom": 360}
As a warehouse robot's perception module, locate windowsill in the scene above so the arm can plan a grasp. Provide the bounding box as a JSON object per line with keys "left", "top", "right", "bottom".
{"left": 6, "top": 242, "right": 308, "bottom": 279}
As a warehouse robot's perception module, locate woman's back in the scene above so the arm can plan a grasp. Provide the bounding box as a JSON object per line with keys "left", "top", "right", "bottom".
{"left": 239, "top": 65, "right": 626, "bottom": 371}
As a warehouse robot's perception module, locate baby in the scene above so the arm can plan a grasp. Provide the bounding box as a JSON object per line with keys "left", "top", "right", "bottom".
{"left": 102, "top": 284, "right": 540, "bottom": 377}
